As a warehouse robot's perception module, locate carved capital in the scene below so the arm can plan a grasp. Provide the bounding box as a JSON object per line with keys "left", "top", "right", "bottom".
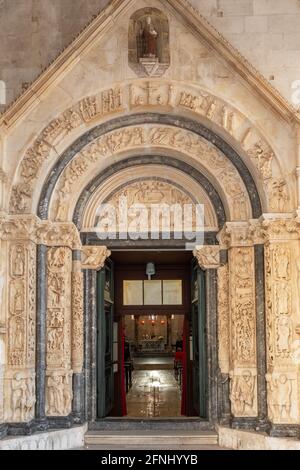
{"left": 36, "top": 222, "right": 81, "bottom": 249}
{"left": 261, "top": 215, "right": 300, "bottom": 242}
{"left": 218, "top": 222, "right": 254, "bottom": 248}
{"left": 81, "top": 246, "right": 111, "bottom": 271}
{"left": 193, "top": 245, "right": 220, "bottom": 270}
{"left": 0, "top": 215, "right": 39, "bottom": 241}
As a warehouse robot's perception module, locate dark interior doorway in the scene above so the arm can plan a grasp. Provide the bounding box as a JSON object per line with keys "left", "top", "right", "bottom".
{"left": 96, "top": 250, "right": 208, "bottom": 420}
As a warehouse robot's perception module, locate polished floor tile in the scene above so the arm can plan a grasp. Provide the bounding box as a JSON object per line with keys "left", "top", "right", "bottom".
{"left": 126, "top": 369, "right": 182, "bottom": 418}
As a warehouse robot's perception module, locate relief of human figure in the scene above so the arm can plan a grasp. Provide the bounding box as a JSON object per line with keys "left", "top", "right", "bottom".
{"left": 47, "top": 373, "right": 64, "bottom": 415}
{"left": 230, "top": 370, "right": 255, "bottom": 416}
{"left": 63, "top": 374, "right": 73, "bottom": 415}
{"left": 11, "top": 373, "right": 27, "bottom": 421}
{"left": 266, "top": 374, "right": 293, "bottom": 422}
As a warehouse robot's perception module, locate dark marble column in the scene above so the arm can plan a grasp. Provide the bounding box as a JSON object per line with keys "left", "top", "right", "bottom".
{"left": 84, "top": 270, "right": 97, "bottom": 423}
{"left": 35, "top": 244, "right": 48, "bottom": 431}
{"left": 255, "top": 245, "right": 269, "bottom": 431}
{"left": 72, "top": 250, "right": 85, "bottom": 423}
{"left": 205, "top": 269, "right": 219, "bottom": 425}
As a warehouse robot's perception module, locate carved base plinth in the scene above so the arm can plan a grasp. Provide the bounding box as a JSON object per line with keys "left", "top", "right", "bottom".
{"left": 47, "top": 415, "right": 74, "bottom": 430}
{"left": 7, "top": 420, "right": 36, "bottom": 436}
{"left": 0, "top": 423, "right": 8, "bottom": 439}
{"left": 269, "top": 424, "right": 300, "bottom": 439}
{"left": 231, "top": 417, "right": 260, "bottom": 431}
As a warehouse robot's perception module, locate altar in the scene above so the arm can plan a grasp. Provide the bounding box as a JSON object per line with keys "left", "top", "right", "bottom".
{"left": 140, "top": 338, "right": 165, "bottom": 352}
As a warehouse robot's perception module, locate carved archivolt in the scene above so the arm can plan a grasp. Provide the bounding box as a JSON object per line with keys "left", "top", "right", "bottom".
{"left": 46, "top": 247, "right": 72, "bottom": 417}
{"left": 9, "top": 81, "right": 287, "bottom": 215}
{"left": 50, "top": 125, "right": 251, "bottom": 224}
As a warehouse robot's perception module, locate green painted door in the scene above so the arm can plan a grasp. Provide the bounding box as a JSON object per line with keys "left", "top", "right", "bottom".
{"left": 191, "top": 260, "right": 207, "bottom": 418}
{"left": 97, "top": 260, "right": 114, "bottom": 418}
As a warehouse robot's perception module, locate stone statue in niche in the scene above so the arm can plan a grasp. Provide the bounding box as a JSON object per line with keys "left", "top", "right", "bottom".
{"left": 129, "top": 8, "right": 170, "bottom": 78}
{"left": 140, "top": 16, "right": 158, "bottom": 58}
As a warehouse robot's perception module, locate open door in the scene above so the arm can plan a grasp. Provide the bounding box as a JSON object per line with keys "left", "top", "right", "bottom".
{"left": 191, "top": 260, "right": 207, "bottom": 418}
{"left": 97, "top": 259, "right": 114, "bottom": 418}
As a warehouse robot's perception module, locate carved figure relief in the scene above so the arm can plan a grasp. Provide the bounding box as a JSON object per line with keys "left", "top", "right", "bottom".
{"left": 129, "top": 9, "right": 170, "bottom": 77}
{"left": 230, "top": 247, "right": 256, "bottom": 365}
{"left": 47, "top": 247, "right": 72, "bottom": 395}
{"left": 7, "top": 242, "right": 36, "bottom": 368}
{"left": 266, "top": 373, "right": 294, "bottom": 423}
{"left": 10, "top": 372, "right": 35, "bottom": 422}
{"left": 46, "top": 371, "right": 73, "bottom": 417}
{"left": 229, "top": 370, "right": 256, "bottom": 417}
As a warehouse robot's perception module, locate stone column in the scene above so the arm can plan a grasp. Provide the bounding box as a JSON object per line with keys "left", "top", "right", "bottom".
{"left": 193, "top": 245, "right": 220, "bottom": 424}
{"left": 263, "top": 217, "right": 300, "bottom": 437}
{"left": 219, "top": 223, "right": 259, "bottom": 426}
{"left": 0, "top": 216, "right": 38, "bottom": 429}
{"left": 36, "top": 221, "right": 82, "bottom": 424}
{"left": 71, "top": 250, "right": 84, "bottom": 422}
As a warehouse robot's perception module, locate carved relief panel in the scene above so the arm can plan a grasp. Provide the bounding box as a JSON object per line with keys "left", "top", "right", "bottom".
{"left": 264, "top": 241, "right": 299, "bottom": 424}
{"left": 4, "top": 240, "right": 36, "bottom": 422}
{"left": 46, "top": 247, "right": 72, "bottom": 417}
{"left": 228, "top": 246, "right": 258, "bottom": 417}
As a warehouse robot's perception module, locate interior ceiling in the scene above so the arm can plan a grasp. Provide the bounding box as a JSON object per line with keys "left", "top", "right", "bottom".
{"left": 111, "top": 250, "right": 193, "bottom": 266}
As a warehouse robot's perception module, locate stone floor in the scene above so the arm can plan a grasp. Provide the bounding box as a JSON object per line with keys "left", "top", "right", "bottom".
{"left": 126, "top": 369, "right": 182, "bottom": 418}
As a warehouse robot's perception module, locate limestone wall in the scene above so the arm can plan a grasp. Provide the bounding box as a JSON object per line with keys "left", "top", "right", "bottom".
{"left": 1, "top": 0, "right": 300, "bottom": 111}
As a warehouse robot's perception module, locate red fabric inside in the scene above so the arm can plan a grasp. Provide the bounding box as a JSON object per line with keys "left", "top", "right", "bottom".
{"left": 181, "top": 317, "right": 187, "bottom": 416}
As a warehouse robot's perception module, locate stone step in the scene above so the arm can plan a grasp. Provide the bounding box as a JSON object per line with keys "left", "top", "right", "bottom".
{"left": 85, "top": 430, "right": 218, "bottom": 447}
{"left": 88, "top": 418, "right": 213, "bottom": 432}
